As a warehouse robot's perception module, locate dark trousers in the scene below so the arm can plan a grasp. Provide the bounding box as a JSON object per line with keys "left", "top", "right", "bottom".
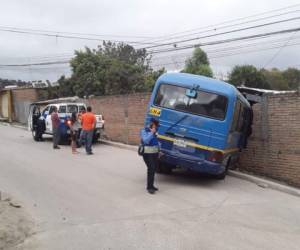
{"left": 53, "top": 127, "right": 60, "bottom": 148}
{"left": 143, "top": 153, "right": 158, "bottom": 189}
{"left": 82, "top": 130, "right": 93, "bottom": 153}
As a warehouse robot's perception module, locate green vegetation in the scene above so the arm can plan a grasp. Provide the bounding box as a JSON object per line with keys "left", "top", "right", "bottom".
{"left": 181, "top": 47, "right": 213, "bottom": 77}
{"left": 55, "top": 42, "right": 165, "bottom": 98}
{"left": 228, "top": 65, "right": 300, "bottom": 90}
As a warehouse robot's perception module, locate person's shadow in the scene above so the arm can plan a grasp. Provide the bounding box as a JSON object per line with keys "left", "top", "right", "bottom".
{"left": 156, "top": 168, "right": 225, "bottom": 188}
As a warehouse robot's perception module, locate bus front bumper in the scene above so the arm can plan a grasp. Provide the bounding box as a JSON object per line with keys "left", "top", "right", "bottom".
{"left": 159, "top": 149, "right": 225, "bottom": 175}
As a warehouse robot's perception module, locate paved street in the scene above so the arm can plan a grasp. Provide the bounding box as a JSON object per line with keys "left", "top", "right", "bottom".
{"left": 0, "top": 124, "right": 300, "bottom": 250}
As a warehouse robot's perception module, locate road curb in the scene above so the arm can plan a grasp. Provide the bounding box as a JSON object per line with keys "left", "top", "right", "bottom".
{"left": 100, "top": 139, "right": 137, "bottom": 152}
{"left": 228, "top": 170, "right": 300, "bottom": 197}
{"left": 0, "top": 122, "right": 27, "bottom": 130}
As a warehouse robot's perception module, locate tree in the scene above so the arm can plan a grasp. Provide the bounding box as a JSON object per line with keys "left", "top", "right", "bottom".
{"left": 261, "top": 68, "right": 289, "bottom": 90}
{"left": 182, "top": 48, "right": 213, "bottom": 77}
{"left": 57, "top": 42, "right": 164, "bottom": 97}
{"left": 228, "top": 65, "right": 270, "bottom": 89}
{"left": 282, "top": 67, "right": 300, "bottom": 90}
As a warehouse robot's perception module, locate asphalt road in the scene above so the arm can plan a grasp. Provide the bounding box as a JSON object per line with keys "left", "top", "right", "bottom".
{"left": 0, "top": 124, "right": 300, "bottom": 250}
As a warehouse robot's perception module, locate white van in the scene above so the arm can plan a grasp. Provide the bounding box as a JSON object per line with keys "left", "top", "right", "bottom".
{"left": 28, "top": 102, "right": 104, "bottom": 143}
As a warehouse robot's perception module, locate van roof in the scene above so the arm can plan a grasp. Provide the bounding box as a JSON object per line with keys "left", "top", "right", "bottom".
{"left": 157, "top": 72, "right": 237, "bottom": 97}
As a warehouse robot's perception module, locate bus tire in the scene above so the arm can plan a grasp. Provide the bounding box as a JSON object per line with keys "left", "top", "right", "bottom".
{"left": 215, "top": 158, "right": 231, "bottom": 180}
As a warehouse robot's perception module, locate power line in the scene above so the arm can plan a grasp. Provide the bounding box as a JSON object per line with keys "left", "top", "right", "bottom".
{"left": 143, "top": 16, "right": 300, "bottom": 50}
{"left": 0, "top": 27, "right": 159, "bottom": 46}
{"left": 0, "top": 25, "right": 154, "bottom": 39}
{"left": 144, "top": 9, "right": 300, "bottom": 44}
{"left": 263, "top": 31, "right": 298, "bottom": 67}
{"left": 149, "top": 27, "right": 300, "bottom": 54}
{"left": 151, "top": 41, "right": 300, "bottom": 68}
{"left": 0, "top": 60, "right": 70, "bottom": 67}
{"left": 141, "top": 3, "right": 300, "bottom": 42}
{"left": 152, "top": 33, "right": 300, "bottom": 61}
{"left": 2, "top": 27, "right": 300, "bottom": 68}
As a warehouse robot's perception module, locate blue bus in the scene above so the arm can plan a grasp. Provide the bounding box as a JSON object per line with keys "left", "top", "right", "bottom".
{"left": 145, "top": 73, "right": 252, "bottom": 179}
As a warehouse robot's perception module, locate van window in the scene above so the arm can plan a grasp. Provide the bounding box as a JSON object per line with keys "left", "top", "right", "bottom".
{"left": 154, "top": 84, "right": 228, "bottom": 120}
{"left": 79, "top": 105, "right": 86, "bottom": 112}
{"left": 42, "top": 106, "right": 50, "bottom": 115}
{"left": 58, "top": 105, "right": 67, "bottom": 113}
{"left": 67, "top": 105, "right": 78, "bottom": 113}
{"left": 49, "top": 106, "right": 56, "bottom": 114}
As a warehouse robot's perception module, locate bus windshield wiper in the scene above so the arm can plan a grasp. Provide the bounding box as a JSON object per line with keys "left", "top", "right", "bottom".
{"left": 166, "top": 114, "right": 188, "bottom": 133}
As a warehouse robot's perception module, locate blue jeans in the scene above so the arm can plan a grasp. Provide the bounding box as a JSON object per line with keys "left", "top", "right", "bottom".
{"left": 82, "top": 130, "right": 93, "bottom": 153}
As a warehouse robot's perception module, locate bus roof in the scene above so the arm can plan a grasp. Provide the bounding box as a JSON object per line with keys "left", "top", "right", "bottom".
{"left": 157, "top": 72, "right": 238, "bottom": 99}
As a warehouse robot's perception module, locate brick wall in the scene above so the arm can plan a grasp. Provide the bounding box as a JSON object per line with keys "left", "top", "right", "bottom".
{"left": 85, "top": 93, "right": 151, "bottom": 145}
{"left": 239, "top": 92, "right": 300, "bottom": 188}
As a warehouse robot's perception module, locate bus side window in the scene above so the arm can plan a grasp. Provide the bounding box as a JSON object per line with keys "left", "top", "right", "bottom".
{"left": 230, "top": 101, "right": 241, "bottom": 132}
{"left": 237, "top": 104, "right": 245, "bottom": 132}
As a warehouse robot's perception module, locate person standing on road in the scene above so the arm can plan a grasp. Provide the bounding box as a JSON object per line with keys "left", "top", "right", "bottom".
{"left": 68, "top": 112, "right": 80, "bottom": 154}
{"left": 140, "top": 119, "right": 160, "bottom": 194}
{"left": 81, "top": 106, "right": 96, "bottom": 155}
{"left": 51, "top": 106, "right": 61, "bottom": 149}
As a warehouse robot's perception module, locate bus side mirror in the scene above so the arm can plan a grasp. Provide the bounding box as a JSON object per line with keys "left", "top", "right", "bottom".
{"left": 186, "top": 89, "right": 197, "bottom": 98}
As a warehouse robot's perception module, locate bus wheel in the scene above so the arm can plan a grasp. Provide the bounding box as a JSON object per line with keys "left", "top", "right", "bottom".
{"left": 215, "top": 158, "right": 230, "bottom": 180}
{"left": 157, "top": 161, "right": 173, "bottom": 175}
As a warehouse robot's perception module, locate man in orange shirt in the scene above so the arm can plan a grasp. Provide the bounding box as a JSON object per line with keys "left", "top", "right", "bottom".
{"left": 81, "top": 106, "right": 96, "bottom": 155}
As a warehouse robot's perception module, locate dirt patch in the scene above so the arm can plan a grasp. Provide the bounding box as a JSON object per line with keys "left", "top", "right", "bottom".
{"left": 0, "top": 193, "right": 34, "bottom": 250}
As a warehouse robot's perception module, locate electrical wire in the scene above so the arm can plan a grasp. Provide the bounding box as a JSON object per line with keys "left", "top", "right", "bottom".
{"left": 140, "top": 3, "right": 300, "bottom": 42}
{"left": 143, "top": 9, "right": 300, "bottom": 44}
{"left": 149, "top": 27, "right": 300, "bottom": 54}
{"left": 143, "top": 16, "right": 300, "bottom": 50}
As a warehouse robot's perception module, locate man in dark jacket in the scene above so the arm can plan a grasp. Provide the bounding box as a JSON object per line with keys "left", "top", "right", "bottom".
{"left": 51, "top": 106, "right": 61, "bottom": 149}
{"left": 140, "top": 119, "right": 160, "bottom": 194}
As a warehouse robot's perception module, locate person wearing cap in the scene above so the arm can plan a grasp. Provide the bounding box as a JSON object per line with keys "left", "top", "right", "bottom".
{"left": 140, "top": 119, "right": 160, "bottom": 194}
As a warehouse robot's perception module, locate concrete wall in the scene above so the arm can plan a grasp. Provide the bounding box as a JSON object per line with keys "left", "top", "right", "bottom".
{"left": 11, "top": 88, "right": 40, "bottom": 124}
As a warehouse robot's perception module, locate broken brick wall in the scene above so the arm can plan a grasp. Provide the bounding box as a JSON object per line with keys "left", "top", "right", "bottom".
{"left": 239, "top": 92, "right": 300, "bottom": 187}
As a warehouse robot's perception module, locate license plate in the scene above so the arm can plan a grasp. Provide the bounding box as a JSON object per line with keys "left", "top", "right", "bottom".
{"left": 174, "top": 139, "right": 187, "bottom": 148}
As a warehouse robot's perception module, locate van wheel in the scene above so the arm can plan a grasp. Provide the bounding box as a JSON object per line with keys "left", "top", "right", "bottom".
{"left": 215, "top": 158, "right": 230, "bottom": 180}
{"left": 157, "top": 161, "right": 173, "bottom": 175}
{"left": 32, "top": 130, "right": 38, "bottom": 141}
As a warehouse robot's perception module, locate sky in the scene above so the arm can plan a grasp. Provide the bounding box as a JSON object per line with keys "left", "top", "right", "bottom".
{"left": 0, "top": 0, "right": 300, "bottom": 81}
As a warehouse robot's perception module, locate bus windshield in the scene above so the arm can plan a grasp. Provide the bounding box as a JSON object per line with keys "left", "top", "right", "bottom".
{"left": 154, "top": 84, "right": 228, "bottom": 120}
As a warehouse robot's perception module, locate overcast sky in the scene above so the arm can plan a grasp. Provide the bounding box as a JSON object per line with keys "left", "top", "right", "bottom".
{"left": 0, "top": 0, "right": 300, "bottom": 81}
